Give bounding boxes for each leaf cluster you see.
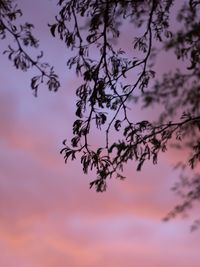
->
[0,0,60,96]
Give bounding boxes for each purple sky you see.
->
[0,1,200,266]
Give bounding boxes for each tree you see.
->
[1,0,200,225]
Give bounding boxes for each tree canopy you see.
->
[1,0,200,226]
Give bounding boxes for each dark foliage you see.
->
[55,0,200,225]
[55,0,173,191]
[1,0,200,226]
[0,0,60,96]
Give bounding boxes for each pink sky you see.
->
[0,1,200,266]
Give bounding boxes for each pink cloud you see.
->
[1,1,200,266]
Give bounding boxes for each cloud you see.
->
[1,2,200,266]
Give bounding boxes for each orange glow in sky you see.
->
[1,1,200,266]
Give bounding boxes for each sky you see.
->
[0,1,200,267]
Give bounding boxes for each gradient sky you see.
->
[1,1,200,267]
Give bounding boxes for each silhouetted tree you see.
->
[1,0,200,225]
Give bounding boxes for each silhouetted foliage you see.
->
[1,0,200,226]
[0,0,60,96]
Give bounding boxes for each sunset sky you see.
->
[1,1,200,266]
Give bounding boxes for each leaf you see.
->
[71,136,80,147]
[114,120,121,131]
[31,76,41,94]
[86,33,96,43]
[137,159,145,171]
[49,24,57,37]
[59,0,65,5]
